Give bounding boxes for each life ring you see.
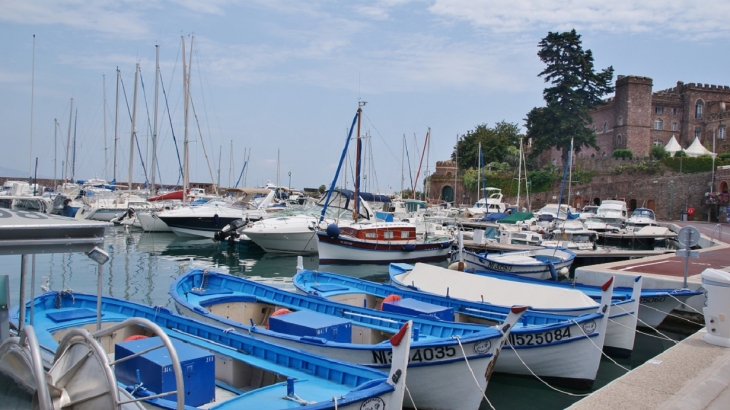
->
[687,207,695,216]
[266,308,292,329]
[123,334,148,342]
[380,294,402,310]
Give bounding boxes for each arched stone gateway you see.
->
[573,196,582,210]
[629,199,637,211]
[441,186,454,203]
[647,199,656,212]
[593,197,601,206]
[720,180,729,194]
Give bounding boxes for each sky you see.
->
[2,0,730,194]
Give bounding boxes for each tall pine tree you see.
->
[525,30,614,165]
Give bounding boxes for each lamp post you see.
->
[288,171,291,194]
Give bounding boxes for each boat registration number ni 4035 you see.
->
[508,327,572,347]
[371,346,457,364]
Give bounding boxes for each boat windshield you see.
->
[631,209,655,218]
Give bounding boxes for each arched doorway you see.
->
[720,180,728,193]
[441,186,454,203]
[593,197,601,206]
[574,196,582,210]
[647,199,656,212]
[629,199,637,211]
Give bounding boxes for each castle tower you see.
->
[614,75,653,157]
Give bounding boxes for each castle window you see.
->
[696,99,704,119]
[673,108,678,115]
[720,125,726,140]
[617,135,622,146]
[655,107,664,114]
[618,116,623,126]
[602,152,607,158]
[654,119,663,130]
[603,122,608,133]
[653,139,663,147]
[592,124,596,132]
[672,122,678,131]
[695,126,702,139]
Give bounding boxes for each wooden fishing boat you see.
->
[10,291,413,410]
[293,267,619,388]
[454,246,575,280]
[170,269,521,409]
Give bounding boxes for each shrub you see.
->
[674,151,687,158]
[650,145,669,159]
[719,152,730,161]
[612,149,633,159]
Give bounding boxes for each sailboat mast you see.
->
[567,137,574,208]
[29,34,35,178]
[150,45,160,197]
[477,142,481,203]
[128,63,139,193]
[72,109,77,181]
[103,74,108,181]
[65,98,73,181]
[182,36,190,204]
[400,134,405,195]
[516,137,522,210]
[53,118,58,190]
[353,103,364,220]
[425,127,431,200]
[113,68,120,182]
[454,134,458,206]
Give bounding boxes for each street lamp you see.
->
[288,171,291,194]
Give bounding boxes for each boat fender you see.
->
[123,334,148,342]
[380,294,402,310]
[559,267,569,277]
[448,261,465,271]
[326,224,340,238]
[267,308,292,329]
[403,244,416,251]
[214,213,220,226]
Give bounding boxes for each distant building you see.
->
[542,75,730,165]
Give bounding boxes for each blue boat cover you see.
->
[46,308,100,323]
[479,212,508,222]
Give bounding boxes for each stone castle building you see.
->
[543,75,730,165]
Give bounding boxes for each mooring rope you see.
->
[639,302,704,326]
[453,336,496,410]
[613,304,686,341]
[570,319,630,372]
[663,292,704,315]
[404,385,418,410]
[505,341,590,397]
[608,318,678,343]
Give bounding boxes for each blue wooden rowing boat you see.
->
[11,291,412,410]
[292,267,616,389]
[170,268,521,409]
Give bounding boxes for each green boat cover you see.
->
[497,212,534,224]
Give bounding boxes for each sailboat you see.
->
[315,104,453,264]
[466,143,509,218]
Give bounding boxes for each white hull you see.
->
[168,225,217,238]
[246,230,318,253]
[176,302,498,410]
[638,295,691,328]
[136,212,172,232]
[460,248,575,280]
[317,236,451,264]
[496,319,604,385]
[76,206,126,221]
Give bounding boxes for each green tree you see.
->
[318,185,326,194]
[525,29,614,165]
[650,145,668,159]
[451,121,521,171]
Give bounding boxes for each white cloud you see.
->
[428,0,730,39]
[0,0,154,39]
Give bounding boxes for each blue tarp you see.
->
[479,212,509,222]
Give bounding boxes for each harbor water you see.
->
[1,226,688,409]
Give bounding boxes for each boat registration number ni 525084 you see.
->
[508,327,571,347]
[371,346,457,364]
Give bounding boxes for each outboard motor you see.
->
[213,218,247,243]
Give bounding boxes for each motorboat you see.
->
[624,207,658,232]
[159,190,275,238]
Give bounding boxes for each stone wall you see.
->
[503,162,730,222]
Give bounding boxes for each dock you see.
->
[569,221,730,409]
[568,329,730,410]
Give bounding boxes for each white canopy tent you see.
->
[684,136,717,158]
[664,135,684,156]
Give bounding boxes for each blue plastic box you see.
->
[268,310,352,343]
[114,336,215,407]
[382,298,455,322]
